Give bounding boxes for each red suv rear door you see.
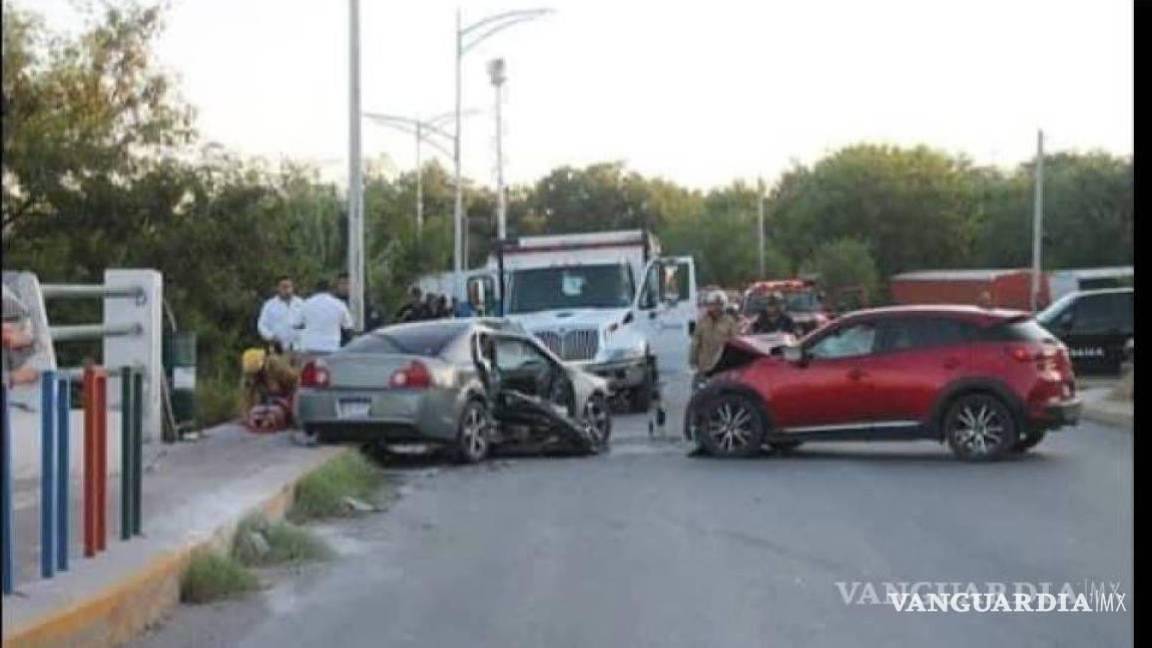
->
[865,317,979,427]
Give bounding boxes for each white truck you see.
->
[460,230,697,412]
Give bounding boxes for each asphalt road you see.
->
[133,374,1133,648]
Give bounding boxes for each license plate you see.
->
[337,399,372,419]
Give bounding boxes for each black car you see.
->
[1036,288,1133,375]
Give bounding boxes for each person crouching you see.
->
[241,348,298,433]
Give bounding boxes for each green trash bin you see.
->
[163,331,198,440]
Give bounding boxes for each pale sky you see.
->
[27,0,1134,189]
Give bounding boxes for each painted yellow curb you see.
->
[2,448,352,648]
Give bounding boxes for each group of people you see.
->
[394,286,469,322]
[690,290,796,384]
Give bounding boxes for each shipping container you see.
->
[889,269,1050,311]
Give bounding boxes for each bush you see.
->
[180,550,259,604]
[233,516,333,567]
[289,452,385,522]
[197,371,241,428]
[802,238,881,310]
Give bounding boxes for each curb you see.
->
[1,446,354,648]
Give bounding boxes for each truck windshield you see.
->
[743,291,822,315]
[508,264,635,313]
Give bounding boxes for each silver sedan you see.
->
[294,318,612,462]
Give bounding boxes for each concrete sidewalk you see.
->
[2,423,349,648]
[1079,387,1133,429]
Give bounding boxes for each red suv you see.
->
[686,306,1082,461]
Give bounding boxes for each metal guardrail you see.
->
[50,323,143,343]
[40,284,145,301]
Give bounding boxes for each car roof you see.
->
[833,305,1031,326]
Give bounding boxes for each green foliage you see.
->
[289,452,384,522]
[232,516,333,567]
[180,550,259,604]
[800,238,881,309]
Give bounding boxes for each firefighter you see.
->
[750,292,797,335]
[689,290,740,389]
[240,348,299,433]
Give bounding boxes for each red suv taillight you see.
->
[389,360,432,389]
[300,360,330,388]
[1008,344,1061,371]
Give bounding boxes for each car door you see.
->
[636,257,697,375]
[769,320,880,431]
[866,317,977,429]
[1059,293,1131,374]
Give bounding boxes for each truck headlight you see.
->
[605,346,645,363]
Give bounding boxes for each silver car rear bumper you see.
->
[294,386,463,443]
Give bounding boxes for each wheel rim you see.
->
[952,400,1006,455]
[706,400,755,453]
[583,398,610,443]
[461,406,489,459]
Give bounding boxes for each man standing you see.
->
[299,279,354,357]
[750,292,797,335]
[257,276,304,354]
[689,291,740,387]
[395,287,427,323]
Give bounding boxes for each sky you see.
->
[26,0,1134,190]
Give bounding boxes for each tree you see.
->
[801,238,880,310]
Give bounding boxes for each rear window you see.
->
[980,319,1056,343]
[342,322,469,357]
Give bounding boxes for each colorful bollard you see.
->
[56,376,70,572]
[40,371,57,579]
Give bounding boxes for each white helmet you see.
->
[706,290,728,306]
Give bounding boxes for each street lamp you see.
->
[363,111,473,236]
[453,7,553,298]
[347,0,365,331]
[487,58,508,241]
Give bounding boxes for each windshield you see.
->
[1036,293,1076,326]
[508,264,635,313]
[743,291,822,316]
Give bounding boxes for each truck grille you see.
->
[533,329,599,362]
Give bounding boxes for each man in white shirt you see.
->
[299,279,354,355]
[257,276,304,353]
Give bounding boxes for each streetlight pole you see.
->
[454,7,553,298]
[757,177,766,278]
[347,0,365,331]
[488,58,507,241]
[1031,129,1045,311]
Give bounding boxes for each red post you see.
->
[83,368,96,558]
[94,369,108,553]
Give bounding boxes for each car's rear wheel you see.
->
[454,401,492,464]
[695,393,766,458]
[944,394,1018,461]
[1012,429,1046,453]
[581,393,612,454]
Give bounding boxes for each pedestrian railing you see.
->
[1,366,145,595]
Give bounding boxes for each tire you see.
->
[580,393,612,454]
[453,400,492,464]
[629,360,655,413]
[1012,429,1046,453]
[695,392,766,458]
[943,393,1019,461]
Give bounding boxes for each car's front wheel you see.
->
[695,393,766,458]
[581,393,612,454]
[944,394,1019,461]
[454,401,493,464]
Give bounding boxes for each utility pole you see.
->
[347,0,365,331]
[415,122,423,237]
[757,177,766,278]
[489,58,508,240]
[1031,130,1044,311]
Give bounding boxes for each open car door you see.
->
[473,332,599,453]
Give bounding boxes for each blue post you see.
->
[2,385,14,594]
[40,371,57,579]
[56,377,70,572]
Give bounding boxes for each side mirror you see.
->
[782,344,805,365]
[467,276,493,313]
